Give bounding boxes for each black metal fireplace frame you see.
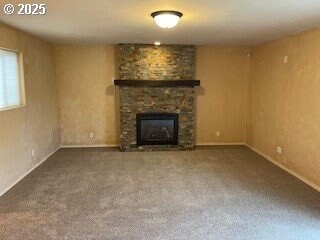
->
[136,113,179,146]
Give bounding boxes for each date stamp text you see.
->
[4,3,46,15]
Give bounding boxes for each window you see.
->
[0,48,25,110]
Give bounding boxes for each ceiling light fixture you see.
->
[151,11,183,29]
[154,41,161,46]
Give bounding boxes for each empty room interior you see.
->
[1,0,320,239]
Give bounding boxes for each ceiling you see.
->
[1,0,320,46]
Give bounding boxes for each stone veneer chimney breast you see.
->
[119,44,195,80]
[116,44,198,151]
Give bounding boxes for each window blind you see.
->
[0,49,21,109]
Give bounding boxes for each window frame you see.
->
[0,47,26,112]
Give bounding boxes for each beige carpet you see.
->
[0,146,319,240]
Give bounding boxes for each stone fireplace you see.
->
[115,44,199,151]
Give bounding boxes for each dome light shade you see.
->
[151,11,183,29]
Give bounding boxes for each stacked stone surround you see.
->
[119,86,195,151]
[118,44,195,80]
[117,44,197,151]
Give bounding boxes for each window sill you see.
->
[0,104,26,112]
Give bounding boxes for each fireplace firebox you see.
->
[136,113,178,146]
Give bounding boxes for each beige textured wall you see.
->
[246,28,320,187]
[0,23,60,193]
[195,47,250,144]
[55,45,251,146]
[54,45,117,146]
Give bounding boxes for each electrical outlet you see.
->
[276,146,282,154]
[216,131,221,137]
[89,132,94,138]
[31,149,35,157]
[284,56,288,63]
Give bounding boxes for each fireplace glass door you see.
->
[136,113,178,146]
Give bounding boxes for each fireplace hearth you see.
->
[137,113,178,146]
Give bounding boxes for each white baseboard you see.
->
[245,144,320,192]
[196,142,245,146]
[0,146,60,197]
[60,144,119,148]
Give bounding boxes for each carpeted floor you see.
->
[0,146,319,240]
